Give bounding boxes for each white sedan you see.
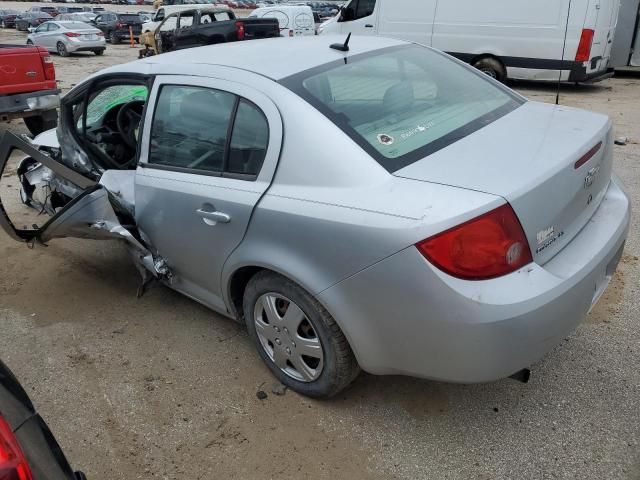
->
[27,20,106,57]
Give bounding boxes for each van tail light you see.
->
[235,21,245,40]
[39,48,56,81]
[63,31,81,37]
[0,415,33,480]
[416,204,533,280]
[575,28,595,62]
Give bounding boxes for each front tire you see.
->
[26,40,33,45]
[243,271,360,398]
[472,57,507,83]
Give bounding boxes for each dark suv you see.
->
[93,12,143,44]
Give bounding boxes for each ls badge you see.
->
[584,165,600,189]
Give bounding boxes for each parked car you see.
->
[140,7,279,54]
[15,12,54,32]
[57,12,98,22]
[0,359,86,480]
[0,9,19,28]
[0,44,59,135]
[27,21,106,56]
[56,5,85,14]
[29,5,59,17]
[0,36,630,398]
[321,0,620,83]
[248,5,315,37]
[93,12,143,43]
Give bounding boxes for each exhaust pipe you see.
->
[509,368,531,384]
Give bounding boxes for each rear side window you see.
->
[228,100,269,176]
[214,11,232,21]
[119,14,141,23]
[282,45,523,173]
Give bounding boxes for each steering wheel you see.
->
[116,100,145,149]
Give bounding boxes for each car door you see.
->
[94,14,108,33]
[172,11,197,49]
[45,22,62,50]
[134,75,283,312]
[32,23,49,47]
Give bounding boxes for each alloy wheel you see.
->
[57,42,67,56]
[253,293,324,382]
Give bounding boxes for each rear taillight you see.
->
[39,49,55,81]
[96,32,104,37]
[235,21,245,40]
[416,204,533,280]
[116,21,124,29]
[63,31,81,37]
[0,415,33,480]
[575,28,595,62]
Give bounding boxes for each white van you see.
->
[320,0,620,82]
[248,5,315,37]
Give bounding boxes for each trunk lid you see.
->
[0,46,49,96]
[394,101,613,265]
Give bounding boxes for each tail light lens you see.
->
[575,28,595,62]
[235,21,245,40]
[63,31,81,37]
[96,32,104,37]
[416,204,533,280]
[39,48,56,81]
[116,21,124,29]
[0,415,33,480]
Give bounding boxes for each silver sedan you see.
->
[0,36,630,398]
[26,20,106,56]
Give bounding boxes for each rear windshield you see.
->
[281,45,523,172]
[64,21,94,29]
[118,14,142,22]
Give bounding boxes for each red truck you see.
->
[0,45,60,135]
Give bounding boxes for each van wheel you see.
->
[243,271,360,398]
[473,57,507,83]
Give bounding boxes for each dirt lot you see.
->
[1,6,640,479]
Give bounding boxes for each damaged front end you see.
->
[0,131,170,297]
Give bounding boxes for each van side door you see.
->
[336,0,378,35]
[377,0,437,46]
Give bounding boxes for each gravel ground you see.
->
[1,7,639,479]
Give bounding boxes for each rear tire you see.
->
[472,57,507,83]
[23,110,58,136]
[94,48,104,55]
[56,41,69,57]
[26,40,33,45]
[243,271,360,398]
[109,31,120,44]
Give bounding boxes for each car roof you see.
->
[137,35,407,80]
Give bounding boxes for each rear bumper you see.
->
[569,65,615,83]
[319,176,630,382]
[66,39,106,52]
[0,89,60,121]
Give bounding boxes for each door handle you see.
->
[365,24,374,28]
[196,208,231,225]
